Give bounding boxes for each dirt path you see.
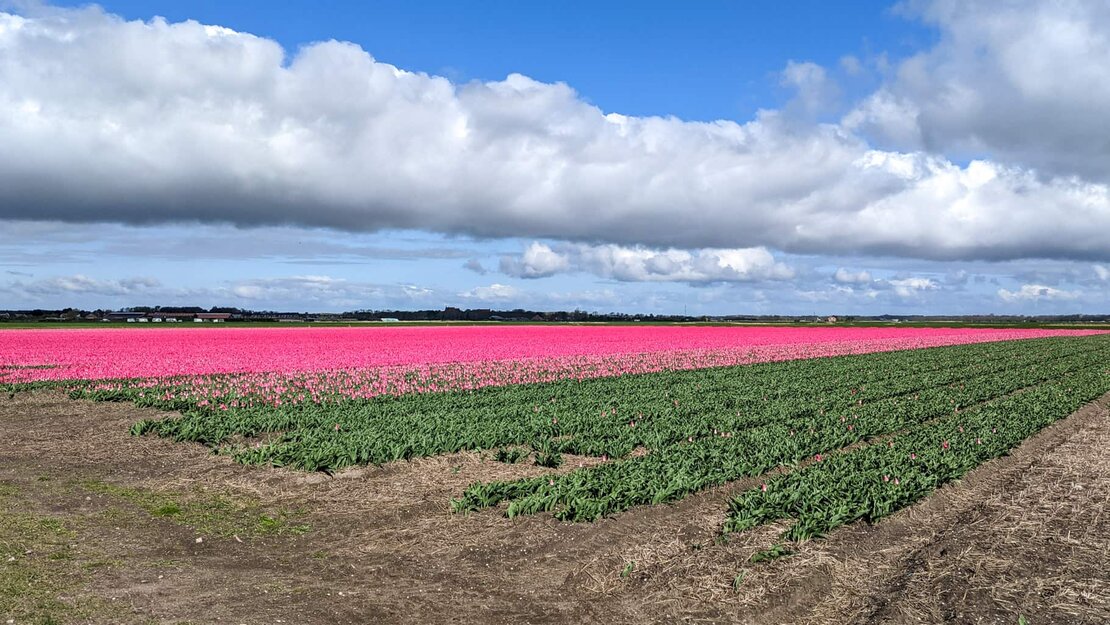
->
[1,390,1108,624]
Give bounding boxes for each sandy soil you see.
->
[1,390,1107,624]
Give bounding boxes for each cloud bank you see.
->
[499,242,795,283]
[0,2,1107,263]
[997,284,1080,303]
[846,0,1110,182]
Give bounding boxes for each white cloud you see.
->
[498,242,570,278]
[886,277,938,298]
[220,275,435,309]
[0,5,1106,262]
[500,242,795,283]
[1095,265,1109,281]
[780,60,839,116]
[846,0,1110,182]
[231,285,264,299]
[834,268,872,284]
[399,284,434,299]
[459,283,520,302]
[5,274,160,297]
[998,284,1080,303]
[796,285,858,303]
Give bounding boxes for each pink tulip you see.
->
[4,327,1102,411]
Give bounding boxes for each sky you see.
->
[0,0,1107,315]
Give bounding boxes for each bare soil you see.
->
[1,390,1108,624]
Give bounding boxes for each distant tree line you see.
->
[1,306,1108,324]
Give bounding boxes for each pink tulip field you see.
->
[1,324,1102,387]
[0,325,1103,412]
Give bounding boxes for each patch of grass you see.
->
[0,495,78,621]
[153,503,182,517]
[80,558,121,571]
[0,481,18,499]
[37,517,69,535]
[257,510,311,536]
[80,480,310,538]
[48,546,75,561]
[0,483,133,624]
[95,506,129,524]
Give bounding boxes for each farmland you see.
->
[2,325,1109,624]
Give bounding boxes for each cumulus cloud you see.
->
[498,243,570,278]
[885,277,938,299]
[846,0,1110,181]
[1095,265,1110,281]
[997,284,1080,303]
[500,242,795,283]
[0,4,1107,262]
[833,268,872,284]
[459,284,520,302]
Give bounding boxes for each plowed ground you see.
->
[2,391,1107,624]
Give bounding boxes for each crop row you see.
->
[451,337,1110,520]
[116,336,1097,472]
[724,363,1110,543]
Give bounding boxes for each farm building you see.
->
[106,311,146,322]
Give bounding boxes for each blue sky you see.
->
[1,1,1107,314]
[47,0,932,121]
